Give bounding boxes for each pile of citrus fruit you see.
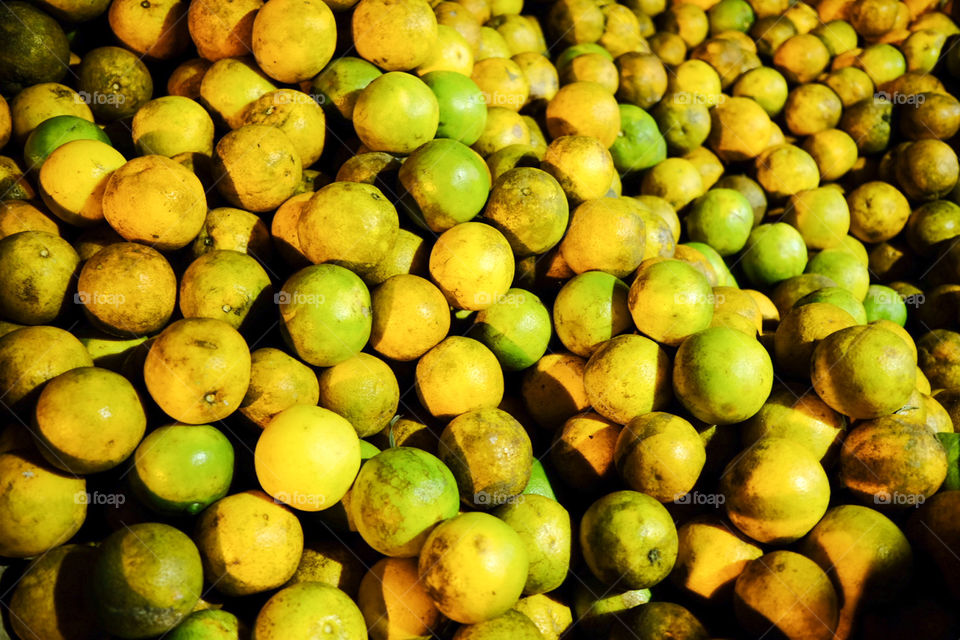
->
[1,0,960,635]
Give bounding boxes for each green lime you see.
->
[493,494,571,595]
[471,287,552,371]
[522,458,557,500]
[708,0,755,33]
[610,104,667,174]
[168,609,243,640]
[279,264,372,367]
[740,222,808,288]
[310,56,382,120]
[398,138,491,232]
[349,446,460,557]
[130,424,235,516]
[555,43,613,73]
[24,115,111,171]
[805,248,870,300]
[685,188,754,256]
[422,70,488,145]
[684,241,737,287]
[795,286,868,324]
[862,284,908,326]
[652,98,711,156]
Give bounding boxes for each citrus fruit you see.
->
[0,230,78,325]
[92,523,202,638]
[553,270,631,357]
[614,411,706,502]
[439,406,532,506]
[198,57,276,128]
[298,181,398,271]
[239,347,319,428]
[369,274,450,361]
[610,103,667,173]
[350,447,459,556]
[733,551,838,640]
[583,333,673,424]
[76,46,153,121]
[399,138,491,232]
[253,582,366,640]
[483,167,568,257]
[471,288,551,371]
[358,557,444,640]
[493,494,571,595]
[167,610,243,640]
[610,602,708,640]
[195,491,303,596]
[422,70,488,144]
[9,544,99,640]
[108,0,189,60]
[0,450,86,557]
[721,437,831,544]
[740,382,845,462]
[810,324,916,419]
[628,259,714,346]
[549,411,620,489]
[179,250,272,331]
[670,517,763,602]
[559,197,646,278]
[38,139,126,227]
[130,421,232,517]
[252,0,336,83]
[318,352,399,437]
[187,0,262,61]
[801,505,914,640]
[352,0,439,71]
[278,264,372,367]
[428,221,514,310]
[212,124,301,213]
[580,490,678,589]
[34,366,146,474]
[640,157,704,210]
[143,318,251,424]
[0,325,93,411]
[794,286,867,324]
[255,404,360,511]
[673,326,773,425]
[353,72,440,154]
[419,511,529,623]
[839,415,947,505]
[685,188,754,256]
[541,134,616,203]
[78,241,177,336]
[240,89,327,168]
[23,114,111,170]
